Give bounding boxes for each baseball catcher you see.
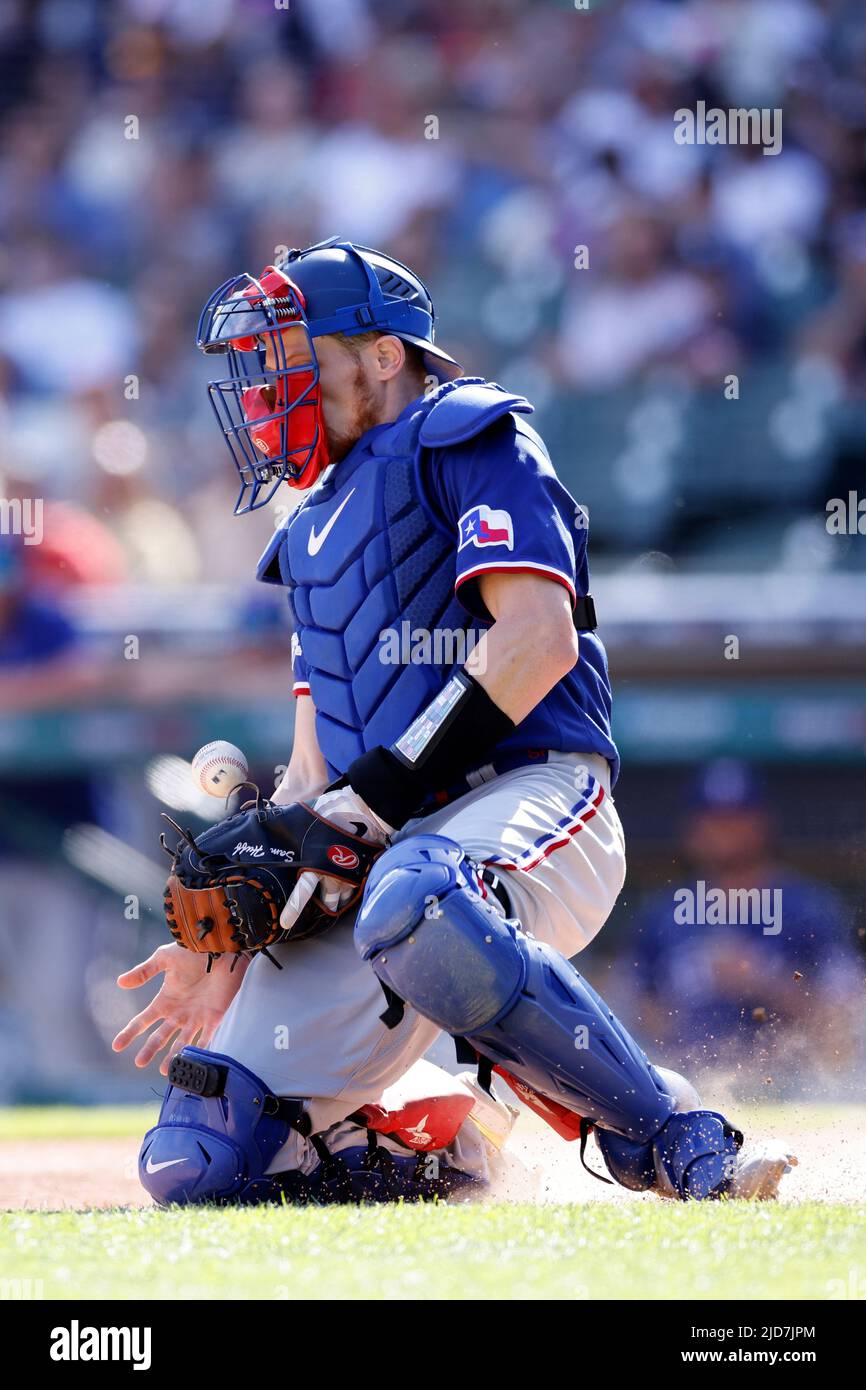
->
[114,238,796,1205]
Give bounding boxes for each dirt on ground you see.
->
[496,1105,866,1206]
[1,1105,862,1212]
[0,1138,146,1211]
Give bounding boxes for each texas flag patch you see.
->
[458,505,514,551]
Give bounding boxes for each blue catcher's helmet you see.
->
[197,236,460,513]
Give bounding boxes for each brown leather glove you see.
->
[161,798,383,963]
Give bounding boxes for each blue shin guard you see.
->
[596,1112,741,1198]
[140,1046,480,1206]
[139,1047,310,1206]
[356,836,740,1200]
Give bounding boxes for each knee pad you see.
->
[596,1110,743,1200]
[356,834,523,1034]
[139,1047,305,1206]
[357,835,673,1142]
[140,1045,483,1208]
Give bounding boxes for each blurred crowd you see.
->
[1,0,866,582]
[0,0,864,1100]
[608,760,863,1097]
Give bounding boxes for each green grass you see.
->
[1,1203,863,1301]
[1,1104,863,1300]
[0,1106,157,1141]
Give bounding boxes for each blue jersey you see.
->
[625,873,856,1042]
[424,414,618,781]
[260,379,619,785]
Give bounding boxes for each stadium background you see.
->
[0,0,863,1105]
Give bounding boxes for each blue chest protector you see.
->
[257,378,532,780]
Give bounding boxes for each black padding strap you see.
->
[168,1053,226,1098]
[479,866,511,917]
[342,670,515,829]
[309,1131,347,1186]
[573,594,597,631]
[477,1056,494,1095]
[265,1094,312,1137]
[451,1039,493,1094]
[725,1122,744,1150]
[579,1117,615,1186]
[167,1053,312,1137]
[377,980,405,1030]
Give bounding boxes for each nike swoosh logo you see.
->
[308,488,356,556]
[145,1155,186,1174]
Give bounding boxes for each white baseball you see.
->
[191,741,249,797]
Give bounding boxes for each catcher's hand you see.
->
[113,943,245,1075]
[161,797,383,961]
[280,786,392,932]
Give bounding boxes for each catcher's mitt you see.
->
[161,796,383,965]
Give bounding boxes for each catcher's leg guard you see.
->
[140,1046,482,1207]
[356,836,741,1200]
[139,1047,310,1206]
[595,1112,741,1199]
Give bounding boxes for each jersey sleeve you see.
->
[429,417,585,621]
[290,630,310,696]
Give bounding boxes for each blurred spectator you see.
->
[556,207,716,387]
[0,537,107,1095]
[615,759,861,1087]
[0,0,863,564]
[0,237,137,394]
[0,533,107,704]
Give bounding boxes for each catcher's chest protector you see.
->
[260,379,527,778]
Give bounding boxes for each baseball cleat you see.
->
[650,1137,798,1201]
[726,1142,798,1201]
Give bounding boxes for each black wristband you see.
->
[344,671,516,828]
